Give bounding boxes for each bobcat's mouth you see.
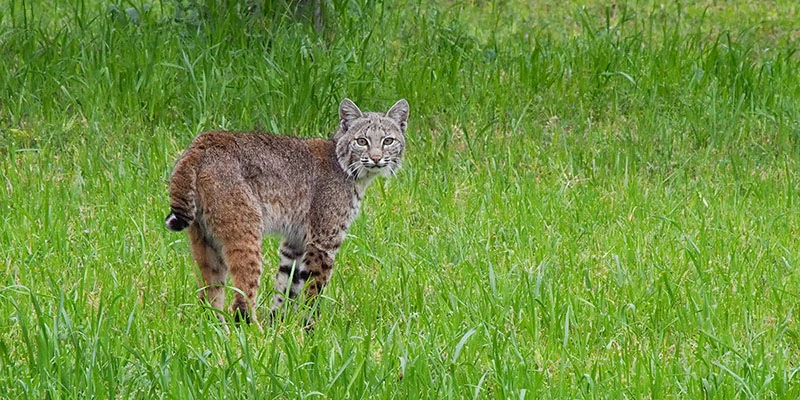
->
[350,158,398,179]
[362,160,388,169]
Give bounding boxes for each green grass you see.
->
[2,0,800,397]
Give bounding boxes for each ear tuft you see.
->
[386,99,409,132]
[339,98,363,131]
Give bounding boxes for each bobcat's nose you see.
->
[370,155,382,164]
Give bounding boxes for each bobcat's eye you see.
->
[382,138,395,146]
[356,138,368,146]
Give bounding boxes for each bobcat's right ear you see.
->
[339,98,363,132]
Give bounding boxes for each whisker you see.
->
[351,161,365,179]
[386,160,398,177]
[346,160,361,177]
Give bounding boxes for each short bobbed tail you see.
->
[165,147,203,231]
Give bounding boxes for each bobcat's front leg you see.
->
[302,243,336,299]
[270,239,305,321]
[297,241,338,328]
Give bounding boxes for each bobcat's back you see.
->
[166,131,344,235]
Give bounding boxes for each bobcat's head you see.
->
[334,98,409,180]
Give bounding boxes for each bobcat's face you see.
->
[335,99,409,179]
[348,116,405,177]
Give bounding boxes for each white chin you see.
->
[360,167,386,178]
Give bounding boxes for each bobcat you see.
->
[165,98,409,326]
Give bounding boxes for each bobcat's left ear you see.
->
[386,99,409,133]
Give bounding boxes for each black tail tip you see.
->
[165,212,190,231]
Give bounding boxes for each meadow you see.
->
[1,0,799,397]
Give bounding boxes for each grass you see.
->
[1,0,800,397]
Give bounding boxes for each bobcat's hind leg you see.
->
[210,213,264,327]
[219,232,263,327]
[188,225,227,324]
[197,169,264,328]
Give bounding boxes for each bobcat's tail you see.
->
[165,149,202,232]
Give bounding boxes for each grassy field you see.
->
[2,0,800,397]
